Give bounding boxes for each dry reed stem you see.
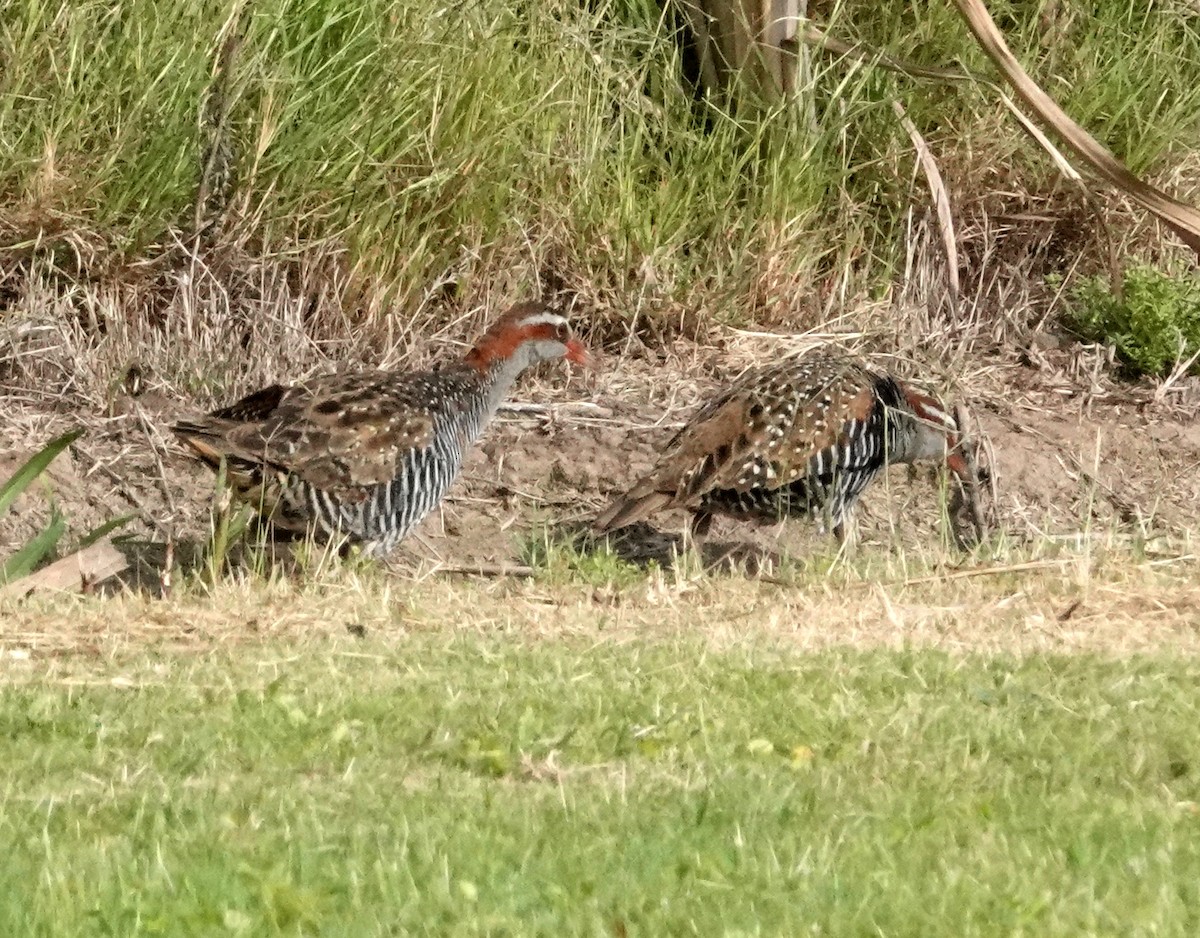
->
[801,14,1195,261]
[797,20,1069,173]
[995,91,1082,183]
[892,99,960,316]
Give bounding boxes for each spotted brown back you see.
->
[662,355,890,499]
[594,351,948,536]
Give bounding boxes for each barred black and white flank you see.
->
[594,351,967,542]
[173,302,590,556]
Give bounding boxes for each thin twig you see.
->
[433,563,536,578]
[996,91,1081,182]
[1054,454,1144,529]
[1154,341,1200,403]
[135,405,179,519]
[74,443,172,541]
[498,401,614,418]
[893,558,1072,587]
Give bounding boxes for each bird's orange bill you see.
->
[565,339,592,368]
[947,451,970,478]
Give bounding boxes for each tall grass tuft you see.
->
[2,0,1200,382]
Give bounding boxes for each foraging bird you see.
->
[594,350,968,543]
[173,301,590,556]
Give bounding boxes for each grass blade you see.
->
[0,511,67,583]
[0,428,84,518]
[77,514,137,550]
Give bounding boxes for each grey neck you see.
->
[457,344,542,444]
[889,412,921,464]
[888,407,947,465]
[483,345,539,411]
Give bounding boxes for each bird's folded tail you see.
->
[172,419,229,466]
[172,418,288,519]
[592,489,674,534]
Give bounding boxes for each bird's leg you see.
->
[690,509,743,574]
[831,508,857,555]
[817,491,841,542]
[690,509,714,540]
[683,509,714,570]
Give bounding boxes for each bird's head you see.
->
[465,301,591,372]
[901,387,970,479]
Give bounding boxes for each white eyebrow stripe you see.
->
[515,312,570,329]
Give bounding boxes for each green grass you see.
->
[519,524,660,588]
[4,635,1200,935]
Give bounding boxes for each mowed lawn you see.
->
[2,579,1200,936]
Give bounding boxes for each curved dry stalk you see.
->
[892,99,960,316]
[952,0,1200,259]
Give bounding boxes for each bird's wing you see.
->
[594,359,880,533]
[173,369,455,501]
[594,392,760,532]
[754,379,880,488]
[661,363,880,497]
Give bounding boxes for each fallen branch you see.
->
[0,539,128,599]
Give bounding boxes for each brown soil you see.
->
[3,339,1199,589]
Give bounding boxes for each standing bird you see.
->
[594,350,968,543]
[173,301,590,556]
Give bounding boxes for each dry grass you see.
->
[4,0,1200,414]
[4,314,1200,621]
[3,536,1200,671]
